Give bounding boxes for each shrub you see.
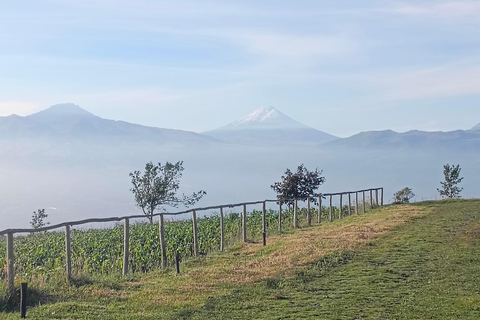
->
[393,187,415,204]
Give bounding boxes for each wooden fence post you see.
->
[375,189,379,207]
[123,218,129,276]
[262,202,266,246]
[370,189,373,208]
[318,195,322,224]
[159,215,167,268]
[307,197,311,226]
[65,225,71,280]
[192,210,199,257]
[329,195,333,222]
[242,204,247,242]
[220,207,224,251]
[7,232,14,295]
[175,251,180,274]
[348,193,351,216]
[339,194,343,219]
[363,191,366,213]
[355,192,359,215]
[293,199,298,228]
[20,282,27,318]
[278,201,282,233]
[381,188,384,206]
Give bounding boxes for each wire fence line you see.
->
[1,187,383,294]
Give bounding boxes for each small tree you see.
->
[129,161,206,222]
[31,208,49,229]
[392,187,415,204]
[271,164,325,207]
[437,163,464,199]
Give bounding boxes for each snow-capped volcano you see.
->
[203,106,338,145]
[228,105,304,129]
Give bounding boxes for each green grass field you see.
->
[1,199,479,319]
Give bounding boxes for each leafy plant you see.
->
[271,164,325,207]
[129,161,206,222]
[30,209,49,229]
[437,164,464,199]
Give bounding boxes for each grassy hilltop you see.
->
[1,199,480,319]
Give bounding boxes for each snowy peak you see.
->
[203,106,338,145]
[227,106,305,129]
[231,106,285,124]
[471,123,480,131]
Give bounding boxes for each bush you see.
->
[393,187,415,204]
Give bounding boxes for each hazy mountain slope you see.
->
[471,123,480,131]
[0,103,225,164]
[325,129,480,152]
[203,106,338,145]
[0,103,220,144]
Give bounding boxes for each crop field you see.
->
[0,206,350,281]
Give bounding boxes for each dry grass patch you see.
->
[218,205,426,282]
[126,204,428,309]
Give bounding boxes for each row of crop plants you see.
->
[0,205,360,281]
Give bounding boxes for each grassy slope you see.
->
[1,199,480,319]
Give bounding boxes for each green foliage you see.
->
[393,187,415,204]
[271,164,325,207]
[438,163,464,199]
[30,209,49,229]
[0,207,307,279]
[129,161,206,222]
[14,232,65,278]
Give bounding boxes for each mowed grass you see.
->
[1,199,480,319]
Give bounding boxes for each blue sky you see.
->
[1,0,479,137]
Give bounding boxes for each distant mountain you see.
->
[203,106,338,145]
[2,103,480,230]
[0,103,218,145]
[325,129,480,152]
[471,123,480,131]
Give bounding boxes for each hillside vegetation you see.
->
[1,200,480,319]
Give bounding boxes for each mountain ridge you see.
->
[0,103,219,145]
[325,128,480,152]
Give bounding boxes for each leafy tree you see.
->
[130,161,206,222]
[271,164,325,207]
[392,187,415,204]
[31,208,49,229]
[437,163,464,199]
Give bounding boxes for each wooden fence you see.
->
[0,187,383,294]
